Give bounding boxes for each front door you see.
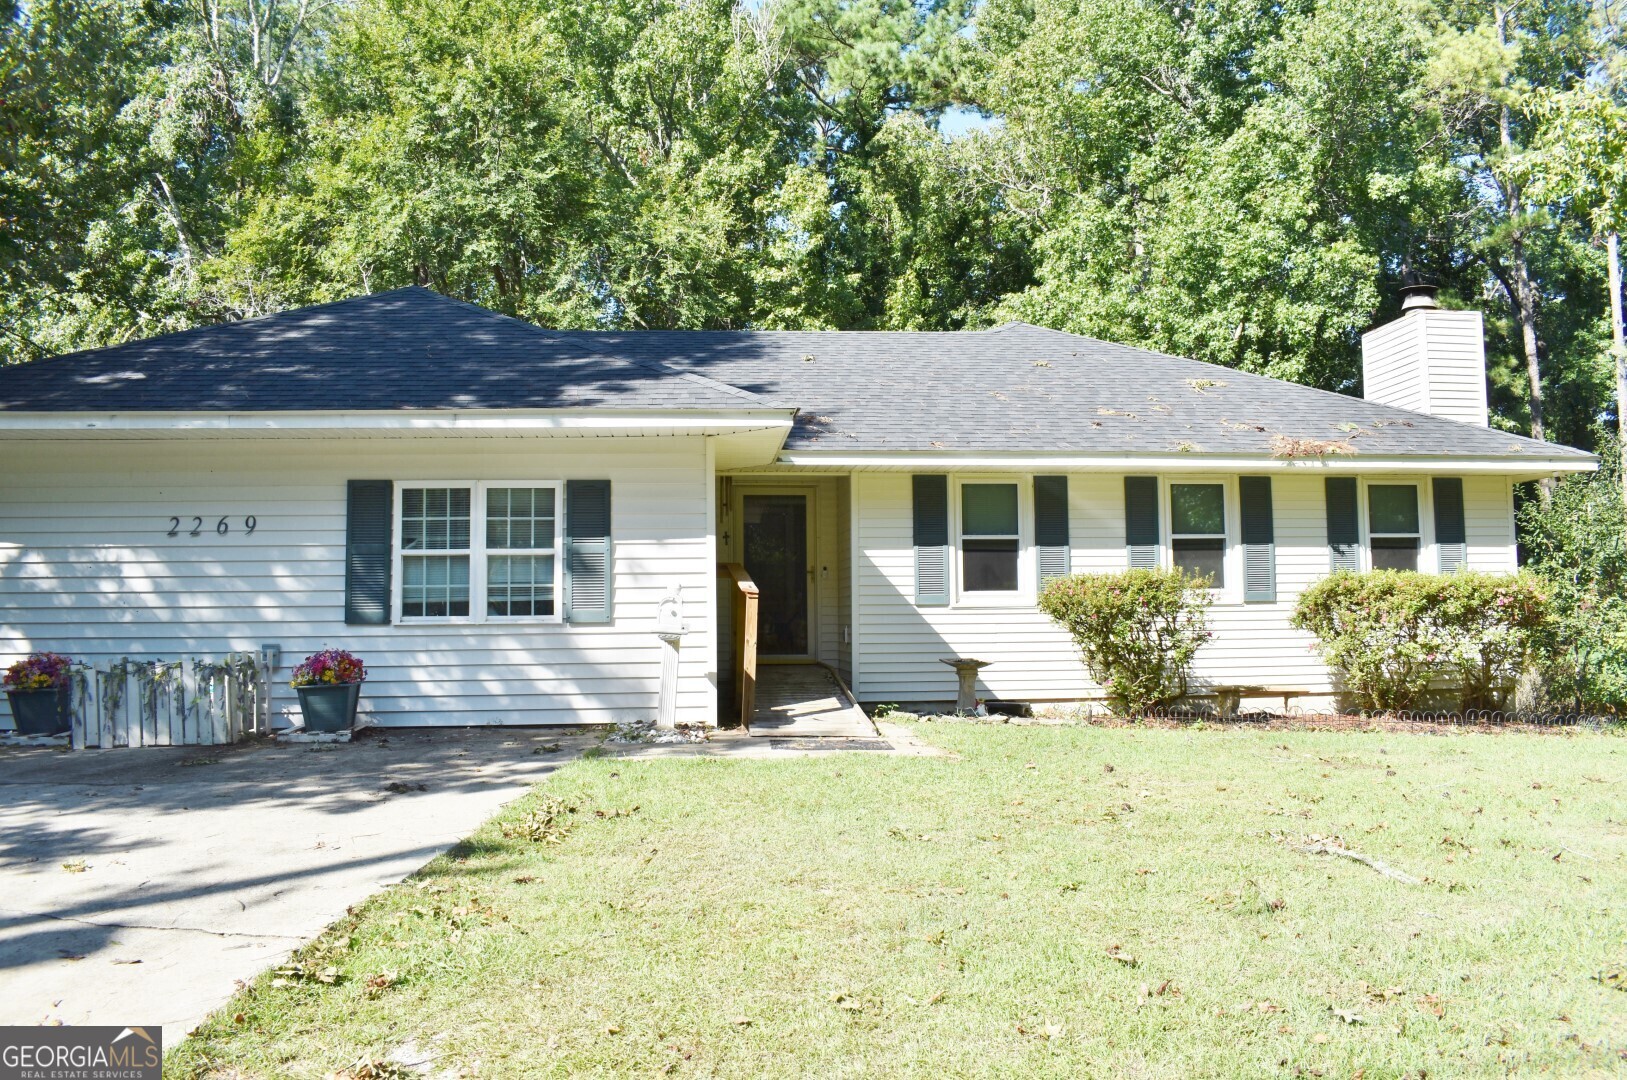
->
[742,493,810,657]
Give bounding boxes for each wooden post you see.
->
[740,589,758,726]
[720,563,760,727]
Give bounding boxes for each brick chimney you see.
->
[1361,284,1489,427]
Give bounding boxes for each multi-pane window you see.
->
[485,487,557,618]
[1368,484,1420,571]
[397,483,560,621]
[1170,483,1226,587]
[961,483,1020,592]
[400,487,471,617]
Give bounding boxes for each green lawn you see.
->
[169,724,1627,1078]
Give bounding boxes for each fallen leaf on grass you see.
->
[1105,945,1137,967]
[603,1025,622,1036]
[1310,1033,1330,1044]
[1332,1008,1365,1025]
[731,1016,753,1027]
[1595,968,1626,992]
[363,971,397,998]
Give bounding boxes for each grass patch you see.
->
[169,725,1627,1078]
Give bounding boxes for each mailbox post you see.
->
[656,585,688,729]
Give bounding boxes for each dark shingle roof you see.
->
[547,323,1589,460]
[0,287,778,413]
[0,287,1590,461]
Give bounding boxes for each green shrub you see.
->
[1038,568,1212,715]
[1291,570,1551,712]
[1517,437,1627,713]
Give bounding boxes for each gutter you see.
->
[774,450,1597,477]
[0,408,798,436]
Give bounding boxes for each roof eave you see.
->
[0,407,799,438]
[774,449,1597,479]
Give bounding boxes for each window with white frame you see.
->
[484,486,559,617]
[397,483,561,621]
[400,487,472,617]
[1367,483,1420,571]
[1170,482,1226,587]
[960,482,1020,593]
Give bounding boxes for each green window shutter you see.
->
[1124,476,1160,569]
[1239,475,1276,602]
[345,480,393,625]
[913,475,950,606]
[1325,477,1361,571]
[564,480,612,623]
[1034,475,1071,587]
[1433,477,1467,574]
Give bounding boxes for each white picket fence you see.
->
[67,652,273,749]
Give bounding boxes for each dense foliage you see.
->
[1519,437,1627,712]
[1291,570,1551,712]
[1038,568,1212,714]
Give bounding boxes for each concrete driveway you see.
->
[0,728,599,1045]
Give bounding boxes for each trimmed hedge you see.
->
[1291,570,1551,712]
[1038,568,1213,715]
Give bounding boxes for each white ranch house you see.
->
[0,286,1595,730]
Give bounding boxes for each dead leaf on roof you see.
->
[1270,435,1357,459]
[991,391,1010,401]
[1371,418,1415,428]
[1220,418,1267,432]
[1098,407,1141,420]
[1033,359,1051,367]
[1187,378,1228,393]
[1172,441,1199,453]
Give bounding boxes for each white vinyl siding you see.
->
[0,436,717,728]
[1361,309,1489,427]
[851,470,1520,709]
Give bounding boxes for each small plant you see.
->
[290,648,366,687]
[1291,570,1551,711]
[1038,569,1213,715]
[3,651,72,691]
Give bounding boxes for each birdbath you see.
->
[939,658,991,715]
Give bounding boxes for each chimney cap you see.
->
[1400,282,1439,312]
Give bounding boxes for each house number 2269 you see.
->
[166,516,258,537]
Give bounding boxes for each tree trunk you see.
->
[1494,4,1547,448]
[1610,230,1626,515]
[1507,234,1547,444]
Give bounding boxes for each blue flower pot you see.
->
[6,686,71,736]
[295,682,362,733]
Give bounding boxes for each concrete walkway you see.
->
[0,728,598,1045]
[747,664,877,738]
